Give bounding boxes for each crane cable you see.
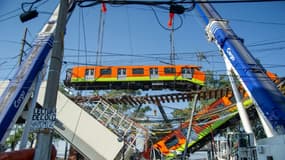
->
[96,4,107,66]
[169,17,176,65]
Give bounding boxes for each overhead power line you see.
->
[63,38,285,58]
[229,18,285,26]
[0,8,21,19]
[0,14,20,23]
[77,0,285,6]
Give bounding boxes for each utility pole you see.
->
[33,0,68,159]
[19,27,28,65]
[182,93,198,160]
[19,72,42,149]
[19,27,40,150]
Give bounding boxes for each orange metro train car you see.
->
[64,65,206,91]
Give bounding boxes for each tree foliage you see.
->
[102,89,151,118]
[171,106,191,119]
[4,125,36,151]
[205,70,230,89]
[171,70,230,119]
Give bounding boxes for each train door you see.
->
[150,68,158,79]
[85,68,94,80]
[182,67,193,79]
[118,68,126,80]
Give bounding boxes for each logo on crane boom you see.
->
[13,90,26,108]
[226,48,235,61]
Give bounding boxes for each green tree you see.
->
[171,106,191,119]
[132,105,152,118]
[205,70,230,89]
[5,125,23,151]
[4,125,36,151]
[102,89,152,117]
[171,70,230,120]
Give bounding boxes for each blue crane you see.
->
[196,3,285,135]
[0,1,75,144]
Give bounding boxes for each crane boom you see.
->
[196,3,285,135]
[0,1,75,144]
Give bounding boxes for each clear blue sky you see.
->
[0,0,285,82]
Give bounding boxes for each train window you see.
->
[118,68,126,75]
[132,68,144,74]
[100,68,112,75]
[118,68,126,79]
[164,67,176,74]
[196,117,211,124]
[182,68,192,74]
[182,67,193,78]
[181,67,194,75]
[85,69,94,80]
[150,68,158,75]
[165,135,179,149]
[85,69,94,75]
[150,68,159,79]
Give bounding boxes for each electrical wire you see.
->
[151,6,183,31]
[0,14,21,23]
[0,8,21,19]
[96,6,106,66]
[77,0,285,6]
[77,8,82,67]
[63,47,283,63]
[78,0,285,33]
[185,0,196,11]
[88,2,186,33]
[80,8,89,66]
[77,1,98,8]
[0,40,22,45]
[62,35,285,72]
[228,18,285,26]
[21,0,43,12]
[1,1,283,77]
[33,0,49,9]
[126,6,135,65]
[247,40,285,47]
[2,62,18,80]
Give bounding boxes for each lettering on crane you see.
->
[13,90,26,108]
[226,48,235,61]
[31,108,56,131]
